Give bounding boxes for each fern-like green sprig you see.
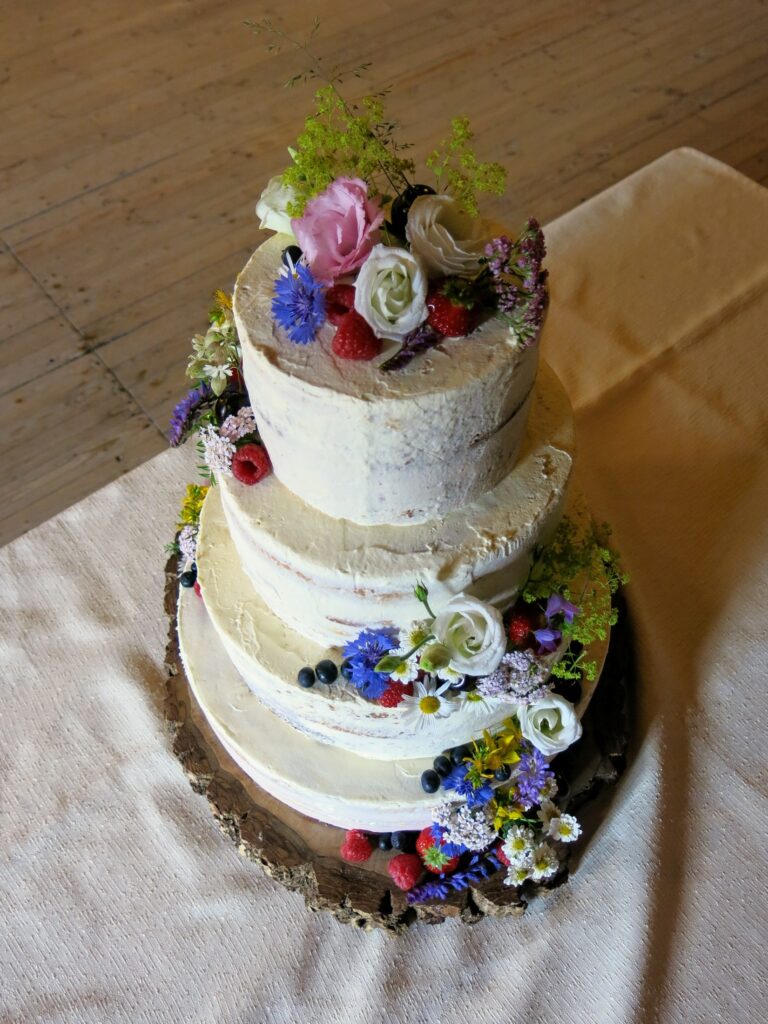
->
[426,117,506,216]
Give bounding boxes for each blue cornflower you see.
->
[444,764,494,809]
[168,383,213,447]
[342,628,398,700]
[430,824,467,859]
[271,263,326,345]
[514,743,555,809]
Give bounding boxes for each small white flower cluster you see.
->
[199,424,235,477]
[220,406,257,442]
[433,802,497,853]
[476,650,551,702]
[501,804,581,888]
[178,524,198,563]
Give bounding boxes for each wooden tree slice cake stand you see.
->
[162,557,632,934]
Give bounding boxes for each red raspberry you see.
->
[339,829,373,863]
[331,311,383,361]
[231,443,271,486]
[507,604,538,647]
[377,681,413,707]
[387,853,423,891]
[193,581,202,599]
[325,284,356,326]
[426,287,478,338]
[415,826,460,874]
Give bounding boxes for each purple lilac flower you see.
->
[168,383,213,447]
[546,593,580,624]
[379,323,442,373]
[444,764,494,808]
[514,743,556,810]
[476,651,551,704]
[271,263,326,345]
[406,852,502,905]
[342,628,398,700]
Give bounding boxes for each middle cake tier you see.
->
[217,360,574,648]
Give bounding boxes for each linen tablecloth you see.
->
[3,148,767,1023]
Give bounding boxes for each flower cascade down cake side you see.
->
[166,54,628,906]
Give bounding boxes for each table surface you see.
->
[3,148,767,1024]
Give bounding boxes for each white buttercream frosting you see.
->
[217,362,574,646]
[234,233,540,525]
[177,582,607,831]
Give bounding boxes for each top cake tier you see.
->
[234,235,539,526]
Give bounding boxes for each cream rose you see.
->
[255,175,297,237]
[405,194,489,278]
[353,245,427,340]
[517,694,582,757]
[431,595,506,676]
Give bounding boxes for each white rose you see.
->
[431,595,506,676]
[353,245,427,340]
[517,694,582,757]
[255,175,297,237]
[405,194,489,278]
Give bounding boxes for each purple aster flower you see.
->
[271,263,326,345]
[533,626,561,654]
[342,628,398,700]
[514,743,555,810]
[545,593,580,625]
[168,383,213,447]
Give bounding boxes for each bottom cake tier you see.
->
[177,582,608,831]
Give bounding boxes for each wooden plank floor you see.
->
[2,0,767,545]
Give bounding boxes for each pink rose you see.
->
[291,178,384,282]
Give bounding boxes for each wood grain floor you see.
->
[2,0,767,545]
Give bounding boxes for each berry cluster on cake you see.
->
[167,73,626,905]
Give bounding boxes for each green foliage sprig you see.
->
[523,517,629,681]
[426,117,506,216]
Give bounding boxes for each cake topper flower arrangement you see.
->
[249,18,548,369]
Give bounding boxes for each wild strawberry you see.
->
[415,826,460,875]
[387,853,423,891]
[339,829,373,863]
[507,603,539,648]
[231,443,271,486]
[331,311,383,360]
[426,287,478,338]
[377,681,413,707]
[325,284,356,326]
[495,843,511,867]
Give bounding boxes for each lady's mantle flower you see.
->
[220,406,257,442]
[199,424,235,477]
[272,263,326,345]
[342,628,398,700]
[400,677,458,729]
[546,813,582,844]
[530,842,559,882]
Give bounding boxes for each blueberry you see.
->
[420,769,441,794]
[315,659,338,685]
[390,184,436,237]
[281,245,303,268]
[179,568,197,588]
[433,755,452,778]
[450,744,472,766]
[494,764,512,782]
[377,833,392,851]
[391,830,416,853]
[297,667,315,688]
[340,660,354,680]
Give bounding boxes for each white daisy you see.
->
[530,842,559,882]
[504,862,533,887]
[436,663,465,687]
[536,798,559,830]
[388,648,420,684]
[501,826,536,865]
[546,813,582,844]
[404,619,433,648]
[399,677,458,729]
